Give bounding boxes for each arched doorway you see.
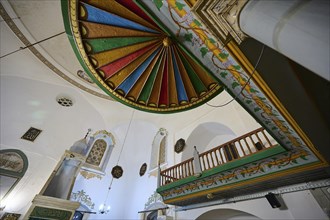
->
[196,208,261,220]
[182,122,236,161]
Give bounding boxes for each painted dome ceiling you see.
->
[62,0,223,113]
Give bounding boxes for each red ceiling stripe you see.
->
[115,0,159,28]
[100,43,158,80]
[158,52,169,106]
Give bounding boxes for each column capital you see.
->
[192,0,248,45]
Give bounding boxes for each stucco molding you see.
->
[192,0,248,45]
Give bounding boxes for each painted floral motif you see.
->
[144,191,163,209]
[160,149,310,200]
[71,190,95,209]
[148,0,320,161]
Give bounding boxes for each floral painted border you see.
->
[71,189,95,209]
[160,148,312,201]
[144,0,327,202]
[142,0,321,159]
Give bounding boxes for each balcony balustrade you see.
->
[160,127,277,186]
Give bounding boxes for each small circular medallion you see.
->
[111,165,123,179]
[174,138,186,153]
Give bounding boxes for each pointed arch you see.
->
[196,208,261,220]
[182,122,236,161]
[149,128,168,171]
[83,130,115,173]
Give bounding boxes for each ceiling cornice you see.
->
[0,2,114,101]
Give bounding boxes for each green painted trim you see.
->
[135,0,224,87]
[61,0,224,114]
[157,145,286,192]
[61,0,72,37]
[0,149,28,177]
[0,149,29,202]
[224,84,290,150]
[29,206,72,220]
[133,0,293,147]
[162,160,322,203]
[61,1,116,103]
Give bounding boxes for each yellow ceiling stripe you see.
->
[90,39,159,68]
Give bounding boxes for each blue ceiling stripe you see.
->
[117,47,161,94]
[171,48,188,102]
[82,3,159,34]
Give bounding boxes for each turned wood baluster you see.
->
[159,128,273,186]
[201,156,206,171]
[237,140,247,156]
[248,135,257,152]
[261,130,272,147]
[243,138,252,155]
[210,151,216,168]
[215,148,221,165]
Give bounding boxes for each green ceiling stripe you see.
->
[176,49,207,95]
[138,51,163,103]
[84,36,157,54]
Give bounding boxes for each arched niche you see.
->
[149,128,168,172]
[182,122,236,161]
[196,208,261,220]
[83,130,115,174]
[0,149,28,201]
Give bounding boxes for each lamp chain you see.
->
[100,110,135,213]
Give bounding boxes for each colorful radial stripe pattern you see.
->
[68,0,223,113]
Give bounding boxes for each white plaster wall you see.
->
[0,75,107,160]
[175,190,328,220]
[71,120,161,219]
[114,120,159,219]
[196,208,261,219]
[174,91,260,163]
[0,38,109,218]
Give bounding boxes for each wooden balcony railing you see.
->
[160,127,277,186]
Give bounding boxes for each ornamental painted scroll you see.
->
[0,213,21,220]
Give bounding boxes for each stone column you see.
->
[239,0,330,80]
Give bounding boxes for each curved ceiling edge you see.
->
[62,0,223,113]
[0,2,114,101]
